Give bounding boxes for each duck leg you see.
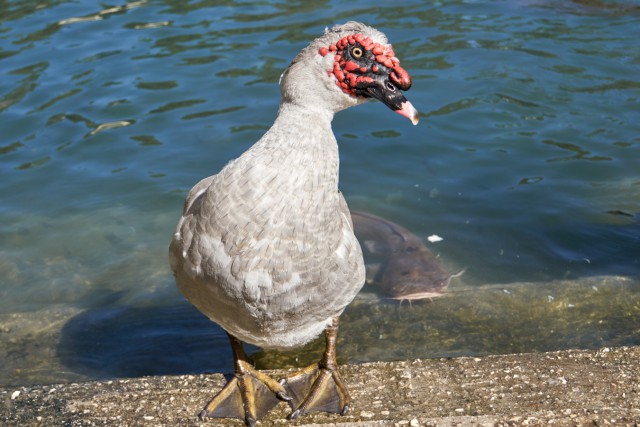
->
[199,333,291,427]
[281,318,350,419]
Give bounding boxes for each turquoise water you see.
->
[1,0,639,386]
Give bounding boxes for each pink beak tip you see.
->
[396,101,420,126]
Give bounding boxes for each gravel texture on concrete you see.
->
[2,346,640,426]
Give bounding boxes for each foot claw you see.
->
[197,409,209,421]
[288,408,303,420]
[276,390,292,402]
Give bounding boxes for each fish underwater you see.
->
[351,211,460,301]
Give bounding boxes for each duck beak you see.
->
[363,76,419,125]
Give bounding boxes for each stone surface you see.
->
[2,346,640,426]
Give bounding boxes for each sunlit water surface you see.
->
[1,0,639,386]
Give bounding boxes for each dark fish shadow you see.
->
[57,301,242,380]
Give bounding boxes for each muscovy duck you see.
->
[169,21,418,426]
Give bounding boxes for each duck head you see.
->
[280,22,419,125]
[318,30,419,125]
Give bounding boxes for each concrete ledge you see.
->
[3,346,640,426]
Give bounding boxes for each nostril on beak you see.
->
[386,81,396,91]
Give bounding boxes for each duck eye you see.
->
[351,47,363,58]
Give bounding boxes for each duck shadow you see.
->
[57,301,242,380]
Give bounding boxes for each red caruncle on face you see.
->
[318,33,412,96]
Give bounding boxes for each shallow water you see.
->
[1,0,639,386]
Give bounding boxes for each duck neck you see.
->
[274,100,335,133]
[253,100,340,192]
